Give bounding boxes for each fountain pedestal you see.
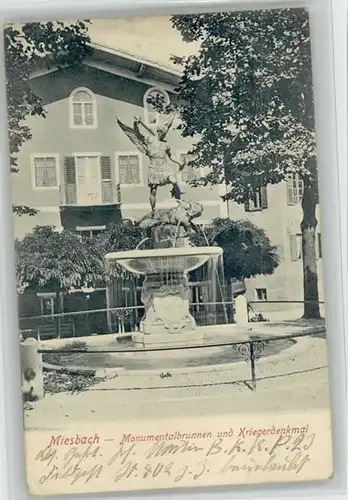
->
[132,272,204,348]
[132,330,205,349]
[140,273,195,335]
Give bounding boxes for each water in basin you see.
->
[105,246,223,275]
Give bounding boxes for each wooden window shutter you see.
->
[316,233,322,259]
[64,156,76,184]
[260,185,268,209]
[286,177,295,205]
[100,156,112,181]
[289,235,298,261]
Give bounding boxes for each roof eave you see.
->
[29,43,182,87]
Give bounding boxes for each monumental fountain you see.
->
[104,115,226,349]
[105,198,224,348]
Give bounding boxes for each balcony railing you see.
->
[60,182,121,206]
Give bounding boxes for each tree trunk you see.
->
[301,179,321,319]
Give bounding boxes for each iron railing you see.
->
[247,300,325,322]
[60,182,121,206]
[38,329,327,392]
[19,301,235,341]
[19,300,325,341]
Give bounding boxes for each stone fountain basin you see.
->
[105,246,223,275]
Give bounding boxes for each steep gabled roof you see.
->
[91,43,182,78]
[30,42,182,90]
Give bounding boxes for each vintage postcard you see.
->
[6,8,333,495]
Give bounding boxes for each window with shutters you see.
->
[63,154,113,205]
[255,288,268,301]
[100,156,113,203]
[31,154,59,189]
[244,180,268,212]
[116,153,143,186]
[69,88,97,129]
[289,232,322,261]
[289,234,303,261]
[286,173,304,205]
[143,87,170,126]
[64,156,77,204]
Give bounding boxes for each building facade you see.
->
[12,44,325,319]
[12,45,226,239]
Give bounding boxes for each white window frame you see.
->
[73,152,102,159]
[69,87,98,129]
[143,87,170,127]
[176,150,203,184]
[36,292,56,316]
[72,152,103,172]
[72,153,103,205]
[286,172,304,205]
[76,225,106,238]
[250,191,262,211]
[76,225,106,231]
[290,232,322,261]
[115,151,144,188]
[30,153,60,190]
[245,183,268,212]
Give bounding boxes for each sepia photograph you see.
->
[5,8,333,493]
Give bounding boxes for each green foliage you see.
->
[12,205,38,217]
[171,9,316,199]
[96,220,147,253]
[97,219,278,281]
[192,218,279,280]
[95,220,149,280]
[15,221,147,293]
[4,20,92,214]
[171,9,321,317]
[15,225,104,293]
[15,218,278,293]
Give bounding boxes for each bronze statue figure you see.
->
[117,113,186,213]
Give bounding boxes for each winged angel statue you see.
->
[117,113,186,213]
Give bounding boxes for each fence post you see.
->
[20,338,44,402]
[235,295,249,326]
[249,341,257,391]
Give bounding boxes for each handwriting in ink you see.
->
[33,428,317,487]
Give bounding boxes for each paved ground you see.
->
[25,368,330,432]
[25,334,330,431]
[40,318,326,371]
